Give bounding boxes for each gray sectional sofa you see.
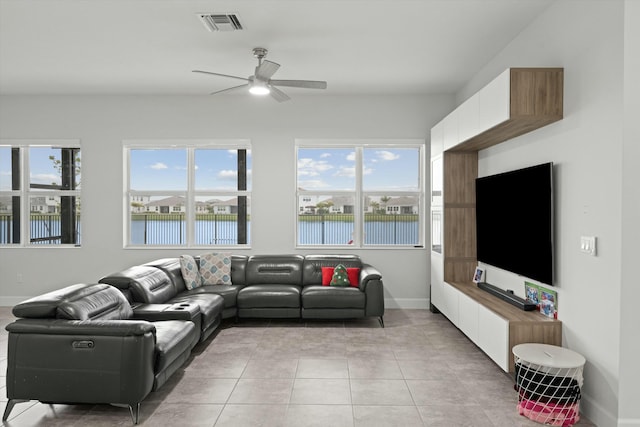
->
[99,254,385,327]
[3,254,384,425]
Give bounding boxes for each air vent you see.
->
[198,13,243,32]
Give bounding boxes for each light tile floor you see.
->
[0,307,596,426]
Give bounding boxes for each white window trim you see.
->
[295,139,426,249]
[123,139,251,249]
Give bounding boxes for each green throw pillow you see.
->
[330,264,351,287]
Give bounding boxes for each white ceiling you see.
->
[0,0,555,96]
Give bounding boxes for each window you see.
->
[0,141,81,246]
[296,140,425,247]
[125,141,251,247]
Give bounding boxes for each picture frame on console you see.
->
[472,267,484,284]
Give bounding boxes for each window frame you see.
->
[0,139,82,247]
[295,139,426,249]
[124,139,252,249]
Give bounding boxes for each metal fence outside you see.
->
[0,213,82,245]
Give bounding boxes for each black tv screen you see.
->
[475,162,554,285]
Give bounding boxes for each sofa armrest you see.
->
[358,264,382,291]
[359,264,384,318]
[6,318,156,336]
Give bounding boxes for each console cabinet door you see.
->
[477,304,509,371]
[441,282,460,326]
[430,251,444,303]
[457,291,479,343]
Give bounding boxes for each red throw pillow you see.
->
[321,267,335,286]
[347,268,360,287]
[321,266,361,287]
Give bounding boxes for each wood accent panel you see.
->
[444,208,476,258]
[443,152,477,283]
[450,281,562,373]
[443,152,477,205]
[510,68,564,117]
[444,259,477,284]
[448,68,564,152]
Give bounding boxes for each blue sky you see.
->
[2,146,418,192]
[129,148,252,191]
[0,146,81,190]
[297,147,420,191]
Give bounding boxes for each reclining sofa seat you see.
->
[3,283,198,424]
[301,254,384,326]
[237,254,305,318]
[98,264,226,342]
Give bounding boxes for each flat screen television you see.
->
[475,162,554,286]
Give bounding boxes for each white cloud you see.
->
[334,166,355,177]
[298,179,328,189]
[218,169,237,180]
[297,158,333,177]
[150,162,168,170]
[30,173,60,185]
[346,152,356,161]
[320,152,331,158]
[376,150,400,161]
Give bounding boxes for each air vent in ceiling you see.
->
[197,13,243,32]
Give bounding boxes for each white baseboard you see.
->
[618,419,640,427]
[384,298,430,309]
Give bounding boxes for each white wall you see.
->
[457,1,635,426]
[619,1,640,425]
[0,94,453,310]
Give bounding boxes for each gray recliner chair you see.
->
[3,283,198,424]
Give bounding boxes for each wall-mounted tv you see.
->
[475,162,554,286]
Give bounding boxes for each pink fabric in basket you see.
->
[518,399,580,426]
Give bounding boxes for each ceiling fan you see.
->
[193,47,327,102]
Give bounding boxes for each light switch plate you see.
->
[580,236,597,256]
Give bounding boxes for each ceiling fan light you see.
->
[249,80,270,95]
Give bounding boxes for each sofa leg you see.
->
[378,316,384,328]
[3,399,28,421]
[128,402,140,425]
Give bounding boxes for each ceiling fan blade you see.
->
[270,79,327,89]
[209,83,247,96]
[192,70,249,82]
[269,85,291,102]
[255,60,280,81]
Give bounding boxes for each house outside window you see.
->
[296,140,425,247]
[125,140,251,247]
[0,141,82,246]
